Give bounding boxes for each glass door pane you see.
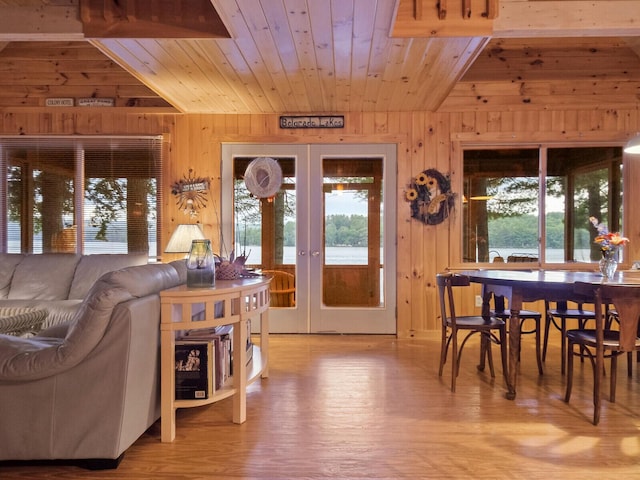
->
[309,144,396,334]
[546,146,623,264]
[322,158,383,308]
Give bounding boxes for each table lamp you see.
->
[165,224,207,256]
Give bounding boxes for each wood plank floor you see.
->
[2,332,640,479]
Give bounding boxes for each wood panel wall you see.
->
[0,108,638,337]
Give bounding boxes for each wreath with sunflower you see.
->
[405,168,455,225]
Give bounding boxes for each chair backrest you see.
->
[263,269,295,307]
[575,282,640,351]
[436,273,470,328]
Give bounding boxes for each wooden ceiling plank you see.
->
[440,92,640,111]
[235,0,299,112]
[158,39,238,112]
[260,0,313,112]
[449,79,640,98]
[387,39,436,110]
[213,38,278,113]
[462,37,640,83]
[377,37,416,111]
[331,0,355,112]
[306,0,338,112]
[412,36,489,111]
[495,0,640,38]
[189,40,266,113]
[91,38,186,111]
[148,0,159,22]
[213,0,286,113]
[361,0,400,111]
[207,1,279,113]
[349,0,378,113]
[126,0,137,23]
[0,5,84,41]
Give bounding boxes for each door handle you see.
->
[298,250,306,256]
[311,251,320,257]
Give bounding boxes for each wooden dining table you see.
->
[459,269,640,400]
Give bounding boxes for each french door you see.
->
[221,143,396,334]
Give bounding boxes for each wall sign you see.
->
[45,98,74,107]
[280,115,344,129]
[77,98,115,107]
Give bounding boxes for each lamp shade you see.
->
[624,135,640,154]
[165,224,206,253]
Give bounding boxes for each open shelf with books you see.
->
[160,277,271,442]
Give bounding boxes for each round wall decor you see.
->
[405,168,455,225]
[244,157,283,198]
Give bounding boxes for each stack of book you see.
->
[175,325,233,399]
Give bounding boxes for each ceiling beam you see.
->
[392,0,640,38]
[0,4,84,41]
[495,0,640,38]
[80,0,230,38]
[0,1,230,41]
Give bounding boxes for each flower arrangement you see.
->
[589,216,629,252]
[405,168,455,225]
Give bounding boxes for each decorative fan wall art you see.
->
[171,169,210,217]
[405,168,455,225]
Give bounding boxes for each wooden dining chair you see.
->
[564,282,640,425]
[543,300,596,375]
[436,272,508,392]
[492,295,544,375]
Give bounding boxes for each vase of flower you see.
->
[590,216,629,280]
[599,248,618,279]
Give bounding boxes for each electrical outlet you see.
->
[475,295,483,307]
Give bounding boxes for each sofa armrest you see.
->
[36,322,72,339]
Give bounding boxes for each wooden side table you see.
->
[160,277,270,442]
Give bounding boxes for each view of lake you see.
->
[10,240,606,266]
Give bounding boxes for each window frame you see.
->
[0,135,163,260]
[450,135,630,271]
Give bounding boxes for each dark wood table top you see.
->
[461,269,640,288]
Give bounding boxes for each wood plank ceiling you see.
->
[0,0,638,114]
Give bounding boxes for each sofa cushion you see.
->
[68,253,148,300]
[8,254,81,301]
[0,254,25,299]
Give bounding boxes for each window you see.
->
[2,136,162,259]
[462,146,623,265]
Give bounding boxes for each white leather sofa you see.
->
[0,259,187,468]
[0,253,148,332]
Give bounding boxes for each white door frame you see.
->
[221,143,396,334]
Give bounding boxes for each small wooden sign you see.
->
[45,98,74,107]
[77,98,115,107]
[280,115,344,129]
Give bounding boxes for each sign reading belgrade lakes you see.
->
[280,115,344,129]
